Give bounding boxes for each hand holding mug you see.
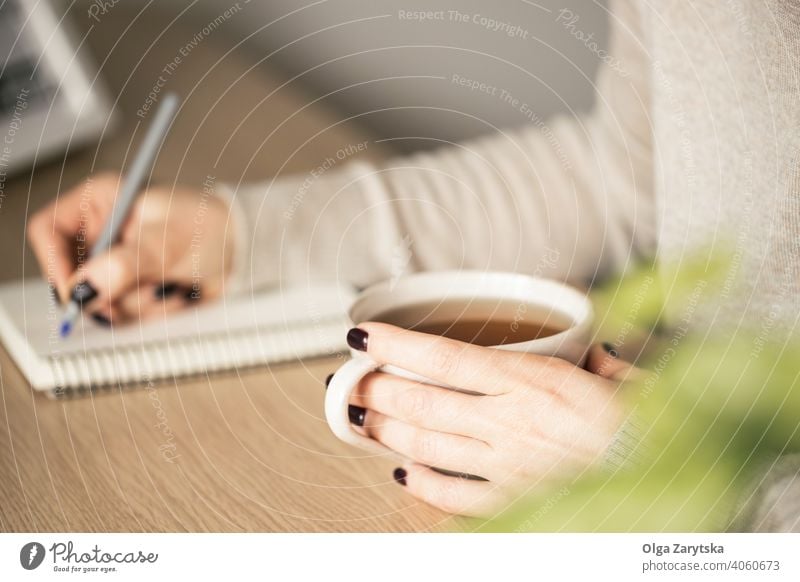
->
[339,323,633,516]
[326,271,635,516]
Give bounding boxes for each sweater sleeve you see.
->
[219,0,655,294]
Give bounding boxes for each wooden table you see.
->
[0,350,456,532]
[0,4,455,532]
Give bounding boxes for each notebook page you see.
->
[0,279,355,390]
[0,279,352,354]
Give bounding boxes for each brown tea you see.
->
[372,298,568,347]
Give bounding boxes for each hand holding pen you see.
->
[26,94,235,333]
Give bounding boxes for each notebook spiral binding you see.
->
[46,317,349,398]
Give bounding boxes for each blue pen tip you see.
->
[59,321,72,338]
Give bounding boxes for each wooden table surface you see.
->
[0,349,457,532]
[0,4,456,532]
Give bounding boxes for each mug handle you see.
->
[325,357,397,455]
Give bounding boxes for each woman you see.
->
[28,2,800,523]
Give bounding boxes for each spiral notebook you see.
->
[0,279,355,398]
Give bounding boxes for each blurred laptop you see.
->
[0,0,112,174]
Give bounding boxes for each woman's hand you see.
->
[341,322,637,517]
[27,172,234,324]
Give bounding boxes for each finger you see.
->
[86,305,122,328]
[51,173,118,239]
[27,207,77,301]
[143,286,192,319]
[364,410,491,472]
[393,462,508,518]
[351,322,549,395]
[114,284,158,320]
[585,343,643,382]
[69,244,160,311]
[115,283,186,320]
[27,174,120,300]
[86,288,191,328]
[352,371,493,438]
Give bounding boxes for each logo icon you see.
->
[19,542,45,570]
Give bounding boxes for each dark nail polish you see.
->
[602,342,619,358]
[325,373,334,388]
[431,467,489,481]
[393,467,407,486]
[348,405,366,427]
[154,282,179,300]
[346,327,368,352]
[90,313,112,327]
[71,281,98,308]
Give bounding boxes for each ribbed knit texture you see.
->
[220,1,800,530]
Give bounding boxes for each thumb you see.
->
[67,245,155,309]
[585,343,643,382]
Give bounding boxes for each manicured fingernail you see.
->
[325,373,334,388]
[71,281,98,308]
[431,467,489,481]
[155,282,179,300]
[91,313,111,327]
[602,342,619,358]
[346,327,368,351]
[348,405,366,427]
[393,467,407,486]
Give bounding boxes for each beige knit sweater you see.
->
[222,1,800,530]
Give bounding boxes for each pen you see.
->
[59,93,180,338]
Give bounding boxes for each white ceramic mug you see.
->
[325,270,594,454]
